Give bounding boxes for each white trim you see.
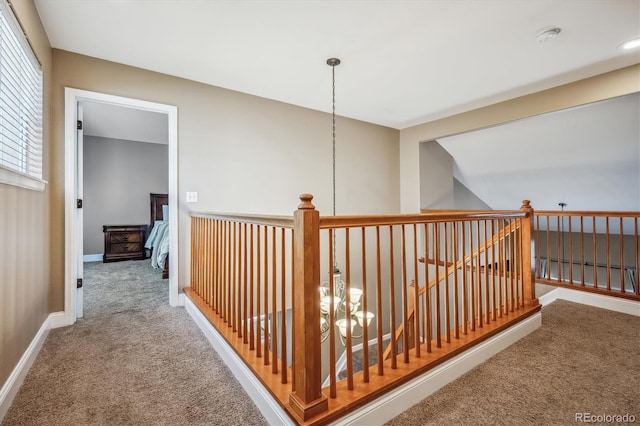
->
[0,165,47,191]
[325,333,391,389]
[64,88,179,324]
[332,313,542,426]
[82,254,103,263]
[47,311,68,330]
[551,287,639,316]
[184,297,294,426]
[0,312,56,422]
[538,288,560,306]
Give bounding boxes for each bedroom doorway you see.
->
[64,88,178,326]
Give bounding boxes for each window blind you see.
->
[0,1,43,180]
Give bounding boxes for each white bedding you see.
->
[145,220,169,270]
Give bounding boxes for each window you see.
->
[0,0,44,190]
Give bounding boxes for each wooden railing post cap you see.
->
[298,193,316,210]
[521,200,532,209]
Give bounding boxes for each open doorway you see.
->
[63,89,179,327]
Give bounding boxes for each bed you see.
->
[146,193,169,279]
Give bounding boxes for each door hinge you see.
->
[77,120,83,130]
[77,199,83,208]
[77,278,83,288]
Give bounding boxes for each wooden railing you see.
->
[186,195,541,424]
[534,211,639,300]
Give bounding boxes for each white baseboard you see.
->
[540,286,639,316]
[0,312,61,422]
[184,297,294,425]
[83,254,103,262]
[333,312,542,426]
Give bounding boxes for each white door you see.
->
[76,102,84,319]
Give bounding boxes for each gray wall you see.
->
[83,136,168,255]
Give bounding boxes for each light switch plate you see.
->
[186,191,198,203]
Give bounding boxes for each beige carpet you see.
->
[2,260,267,426]
[387,300,639,426]
[3,260,639,426]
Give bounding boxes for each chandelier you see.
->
[320,58,374,344]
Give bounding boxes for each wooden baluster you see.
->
[271,226,277,372]
[256,225,262,358]
[557,215,562,282]
[545,215,551,281]
[401,224,409,362]
[389,225,397,368]
[453,221,460,339]
[280,227,287,383]
[593,217,598,288]
[483,220,489,324]
[509,219,514,311]
[209,219,213,309]
[462,221,468,335]
[345,228,354,389]
[229,222,238,333]
[328,228,336,397]
[361,226,370,382]
[475,220,482,328]
[249,224,255,351]
[290,229,296,391]
[469,221,476,331]
[619,217,624,293]
[424,223,432,353]
[520,200,537,306]
[376,226,384,375]
[606,217,611,291]
[242,223,248,343]
[263,225,269,364]
[443,222,451,343]
[289,194,327,421]
[580,217,585,287]
[222,220,227,315]
[568,216,573,284]
[491,220,497,321]
[434,223,442,347]
[412,223,421,356]
[633,218,640,296]
[216,220,221,313]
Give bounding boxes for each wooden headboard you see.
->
[150,193,168,228]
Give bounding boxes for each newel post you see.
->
[520,200,539,306]
[289,194,328,421]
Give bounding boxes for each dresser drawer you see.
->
[110,233,141,244]
[103,224,147,262]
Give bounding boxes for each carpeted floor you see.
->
[2,260,267,426]
[386,300,639,426]
[3,260,639,426]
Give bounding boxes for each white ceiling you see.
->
[35,0,640,129]
[82,101,168,144]
[34,1,640,212]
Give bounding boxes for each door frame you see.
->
[63,88,179,326]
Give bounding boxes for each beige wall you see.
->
[399,64,640,213]
[0,0,52,392]
[50,49,400,310]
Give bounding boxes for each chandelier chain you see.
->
[330,59,338,271]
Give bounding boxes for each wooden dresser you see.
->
[103,225,147,262]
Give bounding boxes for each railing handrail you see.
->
[319,211,527,229]
[189,211,294,228]
[535,210,640,217]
